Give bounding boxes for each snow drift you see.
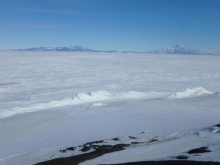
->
[0,90,165,119]
[168,87,212,99]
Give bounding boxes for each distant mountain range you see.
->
[7,44,220,55]
[13,46,118,53]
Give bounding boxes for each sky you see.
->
[0,0,220,52]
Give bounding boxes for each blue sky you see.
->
[0,0,220,51]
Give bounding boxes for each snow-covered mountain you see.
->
[147,44,219,55]
[15,46,118,53]
[23,46,95,52]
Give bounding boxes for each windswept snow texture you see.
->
[0,51,220,165]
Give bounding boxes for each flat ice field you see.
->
[0,51,220,165]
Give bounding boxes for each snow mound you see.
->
[90,103,105,107]
[168,87,212,99]
[74,91,118,102]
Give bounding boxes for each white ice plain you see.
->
[0,51,220,165]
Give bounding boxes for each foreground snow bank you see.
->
[168,87,212,99]
[80,124,220,165]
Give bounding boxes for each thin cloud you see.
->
[45,0,85,5]
[1,7,90,16]
[23,8,88,15]
[4,23,73,28]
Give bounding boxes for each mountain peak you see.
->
[173,43,187,49]
[147,44,205,55]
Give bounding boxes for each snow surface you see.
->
[0,51,220,165]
